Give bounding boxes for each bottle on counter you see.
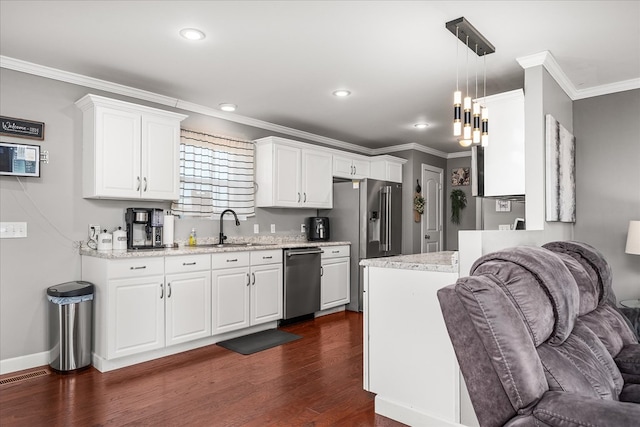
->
[189,228,197,246]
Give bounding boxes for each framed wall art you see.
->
[451,167,470,187]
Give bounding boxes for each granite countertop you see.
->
[359,251,459,273]
[80,237,351,259]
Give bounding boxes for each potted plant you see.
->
[450,189,467,225]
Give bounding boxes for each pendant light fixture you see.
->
[481,53,489,147]
[445,17,494,148]
[453,26,462,137]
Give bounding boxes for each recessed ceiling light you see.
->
[414,123,430,129]
[180,28,206,41]
[332,90,351,97]
[219,103,237,112]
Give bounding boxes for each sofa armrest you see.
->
[620,307,640,339]
[533,391,640,426]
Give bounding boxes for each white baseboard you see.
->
[375,395,467,427]
[0,351,49,375]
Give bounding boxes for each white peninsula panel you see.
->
[362,252,474,427]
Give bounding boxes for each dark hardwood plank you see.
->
[0,311,406,426]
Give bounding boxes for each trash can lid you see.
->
[47,281,94,297]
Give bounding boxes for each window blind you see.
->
[171,129,255,218]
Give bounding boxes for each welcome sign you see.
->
[0,116,45,140]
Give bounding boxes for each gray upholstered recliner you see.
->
[437,245,640,427]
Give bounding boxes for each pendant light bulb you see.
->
[454,90,462,136]
[481,106,489,147]
[459,138,472,148]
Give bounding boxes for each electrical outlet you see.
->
[254,224,259,234]
[270,224,276,233]
[0,222,27,239]
[89,224,100,242]
[301,224,306,233]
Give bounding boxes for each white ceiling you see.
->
[1,1,639,154]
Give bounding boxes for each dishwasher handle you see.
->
[285,248,323,257]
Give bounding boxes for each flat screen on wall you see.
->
[0,142,41,177]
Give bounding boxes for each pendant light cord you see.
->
[455,26,459,92]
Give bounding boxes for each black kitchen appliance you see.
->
[306,217,330,241]
[125,207,164,250]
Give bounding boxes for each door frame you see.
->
[421,164,444,253]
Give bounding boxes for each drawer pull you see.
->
[182,262,197,266]
[262,256,273,260]
[130,266,147,270]
[226,259,238,263]
[332,250,340,254]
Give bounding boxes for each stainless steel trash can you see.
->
[47,281,94,372]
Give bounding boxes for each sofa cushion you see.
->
[615,344,640,377]
[537,322,623,400]
[471,246,579,346]
[543,241,615,305]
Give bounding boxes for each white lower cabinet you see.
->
[107,273,165,359]
[211,250,283,335]
[164,255,212,346]
[83,254,211,361]
[320,245,350,310]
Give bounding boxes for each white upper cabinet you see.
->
[333,154,370,180]
[476,89,525,197]
[370,156,406,183]
[76,94,187,201]
[255,136,332,208]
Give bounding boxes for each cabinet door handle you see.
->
[351,165,354,175]
[320,266,324,277]
[160,283,164,299]
[130,266,147,270]
[354,165,357,175]
[167,283,172,298]
[182,262,196,266]
[246,273,250,286]
[303,192,307,203]
[297,192,301,203]
[226,258,238,263]
[136,176,141,191]
[143,177,148,192]
[251,272,256,285]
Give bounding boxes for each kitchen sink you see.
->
[195,242,274,248]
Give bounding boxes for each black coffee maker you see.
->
[125,208,164,249]
[306,217,330,241]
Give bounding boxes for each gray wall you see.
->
[444,156,476,250]
[573,89,640,302]
[393,149,447,254]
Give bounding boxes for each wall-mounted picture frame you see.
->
[545,114,576,223]
[451,167,470,187]
[0,116,45,140]
[496,200,511,212]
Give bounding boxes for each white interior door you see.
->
[421,165,443,253]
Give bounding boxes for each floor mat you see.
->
[216,329,301,355]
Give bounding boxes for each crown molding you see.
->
[572,77,640,100]
[517,51,577,99]
[1,55,469,159]
[516,50,640,101]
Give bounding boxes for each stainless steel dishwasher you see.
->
[283,247,322,320]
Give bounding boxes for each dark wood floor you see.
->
[0,311,406,426]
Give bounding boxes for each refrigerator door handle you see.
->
[380,186,392,252]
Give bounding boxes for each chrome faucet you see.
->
[218,209,240,244]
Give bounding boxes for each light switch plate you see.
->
[253,224,259,234]
[301,224,306,233]
[270,224,276,233]
[0,222,28,238]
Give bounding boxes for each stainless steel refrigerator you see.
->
[320,178,402,311]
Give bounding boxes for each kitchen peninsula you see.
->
[361,252,473,427]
